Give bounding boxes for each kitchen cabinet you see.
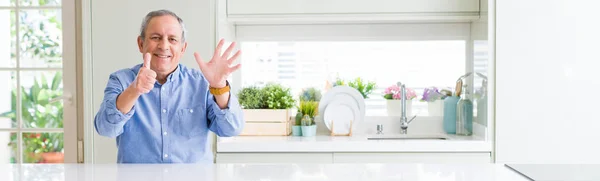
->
[215,152,491,164]
[333,152,491,163]
[495,0,600,163]
[227,0,479,15]
[216,153,333,163]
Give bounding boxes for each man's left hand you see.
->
[194,39,241,88]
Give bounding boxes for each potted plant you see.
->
[293,88,322,136]
[383,84,416,116]
[299,101,318,137]
[1,72,64,163]
[421,87,451,116]
[335,77,376,99]
[237,83,296,135]
[299,87,322,102]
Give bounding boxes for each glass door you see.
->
[0,0,77,163]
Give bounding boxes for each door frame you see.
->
[80,0,94,163]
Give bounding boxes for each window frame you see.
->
[229,22,477,117]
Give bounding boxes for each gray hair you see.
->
[139,9,187,43]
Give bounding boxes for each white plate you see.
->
[323,99,358,134]
[318,86,365,129]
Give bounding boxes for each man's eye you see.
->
[170,38,178,42]
[151,37,160,40]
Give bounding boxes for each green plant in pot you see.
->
[299,87,322,102]
[237,83,296,135]
[298,101,318,137]
[333,77,376,99]
[263,83,296,110]
[237,86,267,109]
[1,72,64,163]
[347,77,376,99]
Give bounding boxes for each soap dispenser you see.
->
[456,84,473,136]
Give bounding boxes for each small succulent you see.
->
[301,115,313,126]
[298,101,318,126]
[295,112,303,126]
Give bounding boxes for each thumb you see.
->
[143,53,151,69]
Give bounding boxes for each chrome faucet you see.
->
[398,82,417,134]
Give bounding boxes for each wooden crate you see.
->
[242,109,291,123]
[239,120,292,136]
[239,109,293,136]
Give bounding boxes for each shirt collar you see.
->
[166,64,181,83]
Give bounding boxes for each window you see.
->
[0,0,77,164]
[234,23,487,116]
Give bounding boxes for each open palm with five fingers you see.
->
[194,39,241,88]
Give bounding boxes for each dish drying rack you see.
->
[328,119,353,136]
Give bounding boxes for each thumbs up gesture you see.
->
[131,53,157,95]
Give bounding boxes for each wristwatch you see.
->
[209,81,230,95]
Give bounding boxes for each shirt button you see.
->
[162,109,166,113]
[161,87,165,91]
[164,154,168,158]
[163,132,167,136]
[189,109,193,113]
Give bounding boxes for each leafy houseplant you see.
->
[237,86,267,109]
[263,83,296,109]
[237,83,296,136]
[299,87,322,102]
[1,72,64,163]
[335,77,376,99]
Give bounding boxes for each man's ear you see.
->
[181,42,188,54]
[137,36,144,53]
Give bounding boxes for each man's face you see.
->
[137,15,187,75]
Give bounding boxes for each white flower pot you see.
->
[386,100,412,117]
[427,100,444,117]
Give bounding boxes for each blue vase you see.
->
[443,96,460,134]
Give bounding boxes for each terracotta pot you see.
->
[41,152,64,163]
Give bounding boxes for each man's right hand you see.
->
[130,53,157,95]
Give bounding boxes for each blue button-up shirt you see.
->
[94,63,244,163]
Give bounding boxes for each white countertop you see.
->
[217,134,492,152]
[505,164,600,181]
[0,163,528,181]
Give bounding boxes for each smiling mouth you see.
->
[154,54,172,59]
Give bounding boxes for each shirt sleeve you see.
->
[206,91,245,137]
[94,73,135,138]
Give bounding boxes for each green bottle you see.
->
[456,84,473,136]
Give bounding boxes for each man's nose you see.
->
[157,38,170,50]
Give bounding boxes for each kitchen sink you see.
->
[366,135,449,140]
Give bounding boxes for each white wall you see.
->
[496,0,600,163]
[89,0,215,163]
